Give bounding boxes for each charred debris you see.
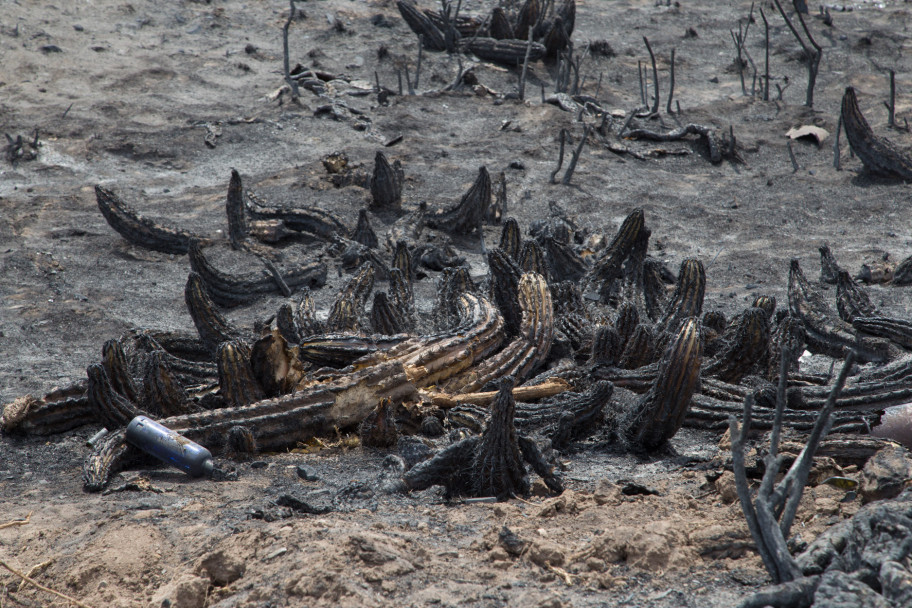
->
[4,144,912,510]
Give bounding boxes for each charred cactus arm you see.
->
[584,208,645,302]
[83,429,135,492]
[397,1,447,51]
[446,273,553,393]
[402,437,479,494]
[101,339,140,404]
[517,435,563,494]
[462,38,546,65]
[140,350,197,417]
[95,185,203,254]
[370,152,404,212]
[359,397,399,448]
[396,293,505,388]
[217,341,266,408]
[841,86,912,180]
[626,317,702,450]
[656,259,705,335]
[835,269,876,323]
[426,167,492,235]
[703,307,771,384]
[788,259,886,362]
[188,239,327,307]
[185,272,249,353]
[86,363,144,429]
[244,188,347,239]
[1,382,91,436]
[471,379,529,499]
[371,291,407,335]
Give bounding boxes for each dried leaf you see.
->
[786,125,829,145]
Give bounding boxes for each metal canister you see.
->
[125,416,214,477]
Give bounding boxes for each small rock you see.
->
[527,541,566,568]
[593,479,621,506]
[814,496,840,516]
[498,525,528,556]
[860,445,912,503]
[488,547,510,562]
[715,471,738,504]
[197,548,246,586]
[296,465,319,481]
[150,574,209,608]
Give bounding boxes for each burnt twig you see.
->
[760,6,770,101]
[787,141,799,172]
[519,29,534,101]
[550,128,568,184]
[773,0,822,107]
[624,123,722,163]
[833,113,842,170]
[561,125,590,185]
[885,69,896,129]
[282,0,301,99]
[731,351,856,584]
[643,37,660,114]
[666,49,676,114]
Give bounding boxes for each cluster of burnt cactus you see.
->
[397,0,575,65]
[5,144,912,501]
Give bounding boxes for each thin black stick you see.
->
[769,348,791,459]
[519,28,534,101]
[637,60,647,106]
[404,64,415,95]
[760,6,770,101]
[415,36,424,91]
[283,0,301,98]
[562,126,590,185]
[834,113,842,170]
[787,141,799,172]
[888,69,896,128]
[773,0,822,107]
[61,103,73,119]
[550,129,568,184]
[397,69,403,95]
[732,28,747,96]
[618,109,639,138]
[666,49,676,114]
[643,36,660,114]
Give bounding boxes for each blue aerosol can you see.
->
[125,416,215,477]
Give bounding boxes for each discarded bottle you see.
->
[125,416,215,477]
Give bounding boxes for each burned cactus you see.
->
[360,397,399,448]
[427,167,491,235]
[627,317,702,450]
[403,377,562,499]
[370,151,404,211]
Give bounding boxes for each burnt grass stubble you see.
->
[3,0,912,606]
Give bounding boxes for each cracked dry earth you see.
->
[3,0,912,606]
